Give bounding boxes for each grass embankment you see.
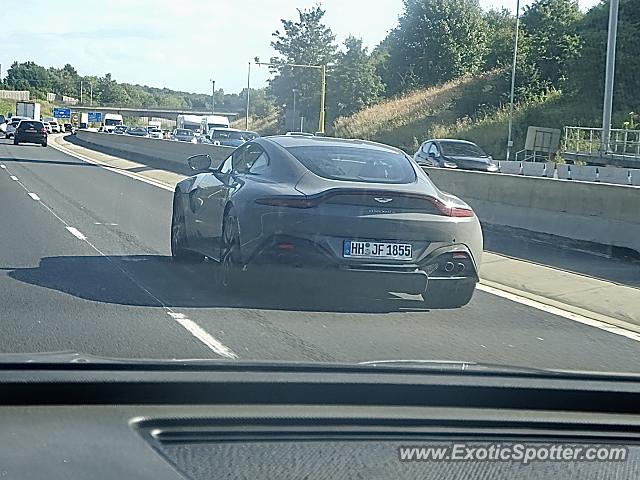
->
[332,71,602,159]
[232,111,280,135]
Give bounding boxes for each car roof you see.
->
[426,138,478,145]
[265,135,406,154]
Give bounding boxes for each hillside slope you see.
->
[332,72,599,159]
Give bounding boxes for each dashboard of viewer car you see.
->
[2,359,640,479]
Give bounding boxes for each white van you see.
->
[102,113,124,133]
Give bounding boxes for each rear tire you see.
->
[42,142,47,147]
[13,140,18,145]
[171,195,204,263]
[219,210,243,290]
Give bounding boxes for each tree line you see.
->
[268,0,639,130]
[2,0,638,130]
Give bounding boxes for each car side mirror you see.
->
[187,154,212,171]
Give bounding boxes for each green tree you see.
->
[521,0,583,88]
[484,9,516,70]
[567,0,640,115]
[5,61,52,98]
[382,0,489,93]
[268,5,338,128]
[328,36,384,121]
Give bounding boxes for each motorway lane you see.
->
[2,136,640,371]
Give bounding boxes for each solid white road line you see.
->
[10,175,18,181]
[167,312,238,359]
[477,283,640,343]
[65,226,87,240]
[49,140,174,192]
[27,192,40,201]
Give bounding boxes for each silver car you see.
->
[171,136,483,308]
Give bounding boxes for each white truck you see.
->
[148,120,162,130]
[80,113,89,129]
[176,114,204,134]
[200,115,230,137]
[15,102,41,120]
[102,113,124,133]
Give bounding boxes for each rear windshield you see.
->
[286,145,417,184]
[212,130,245,140]
[176,129,193,136]
[18,121,44,130]
[440,142,487,157]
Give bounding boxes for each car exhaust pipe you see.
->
[444,262,455,273]
[456,263,465,273]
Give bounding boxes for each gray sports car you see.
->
[171,136,483,308]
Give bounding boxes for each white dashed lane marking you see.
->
[27,193,40,201]
[65,226,87,240]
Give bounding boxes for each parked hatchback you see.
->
[414,139,499,172]
[14,120,48,147]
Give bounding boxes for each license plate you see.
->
[343,240,412,260]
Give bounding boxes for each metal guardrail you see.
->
[564,126,640,166]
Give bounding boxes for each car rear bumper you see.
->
[244,237,479,295]
[15,134,47,143]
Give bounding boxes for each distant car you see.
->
[113,125,128,135]
[285,131,315,137]
[13,120,47,147]
[48,121,61,133]
[63,123,76,134]
[413,139,499,172]
[148,128,163,139]
[172,128,197,143]
[125,126,149,137]
[206,128,258,147]
[4,117,28,139]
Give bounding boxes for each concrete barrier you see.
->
[425,167,640,253]
[598,166,630,185]
[499,161,521,175]
[570,165,598,182]
[557,164,571,180]
[522,161,545,177]
[631,169,640,186]
[76,130,235,168]
[544,162,556,178]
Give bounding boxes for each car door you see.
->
[190,143,262,256]
[428,142,441,165]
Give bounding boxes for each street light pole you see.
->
[601,0,619,153]
[90,81,93,107]
[319,64,326,134]
[210,79,216,115]
[245,62,251,130]
[80,81,83,105]
[506,0,521,161]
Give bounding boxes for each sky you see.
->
[2,0,601,95]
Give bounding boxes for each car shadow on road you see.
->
[6,255,429,313]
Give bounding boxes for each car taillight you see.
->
[255,196,319,208]
[40,128,47,134]
[428,197,474,217]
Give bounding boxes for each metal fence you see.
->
[564,126,640,159]
[0,90,30,101]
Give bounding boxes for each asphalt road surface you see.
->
[1,137,639,371]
